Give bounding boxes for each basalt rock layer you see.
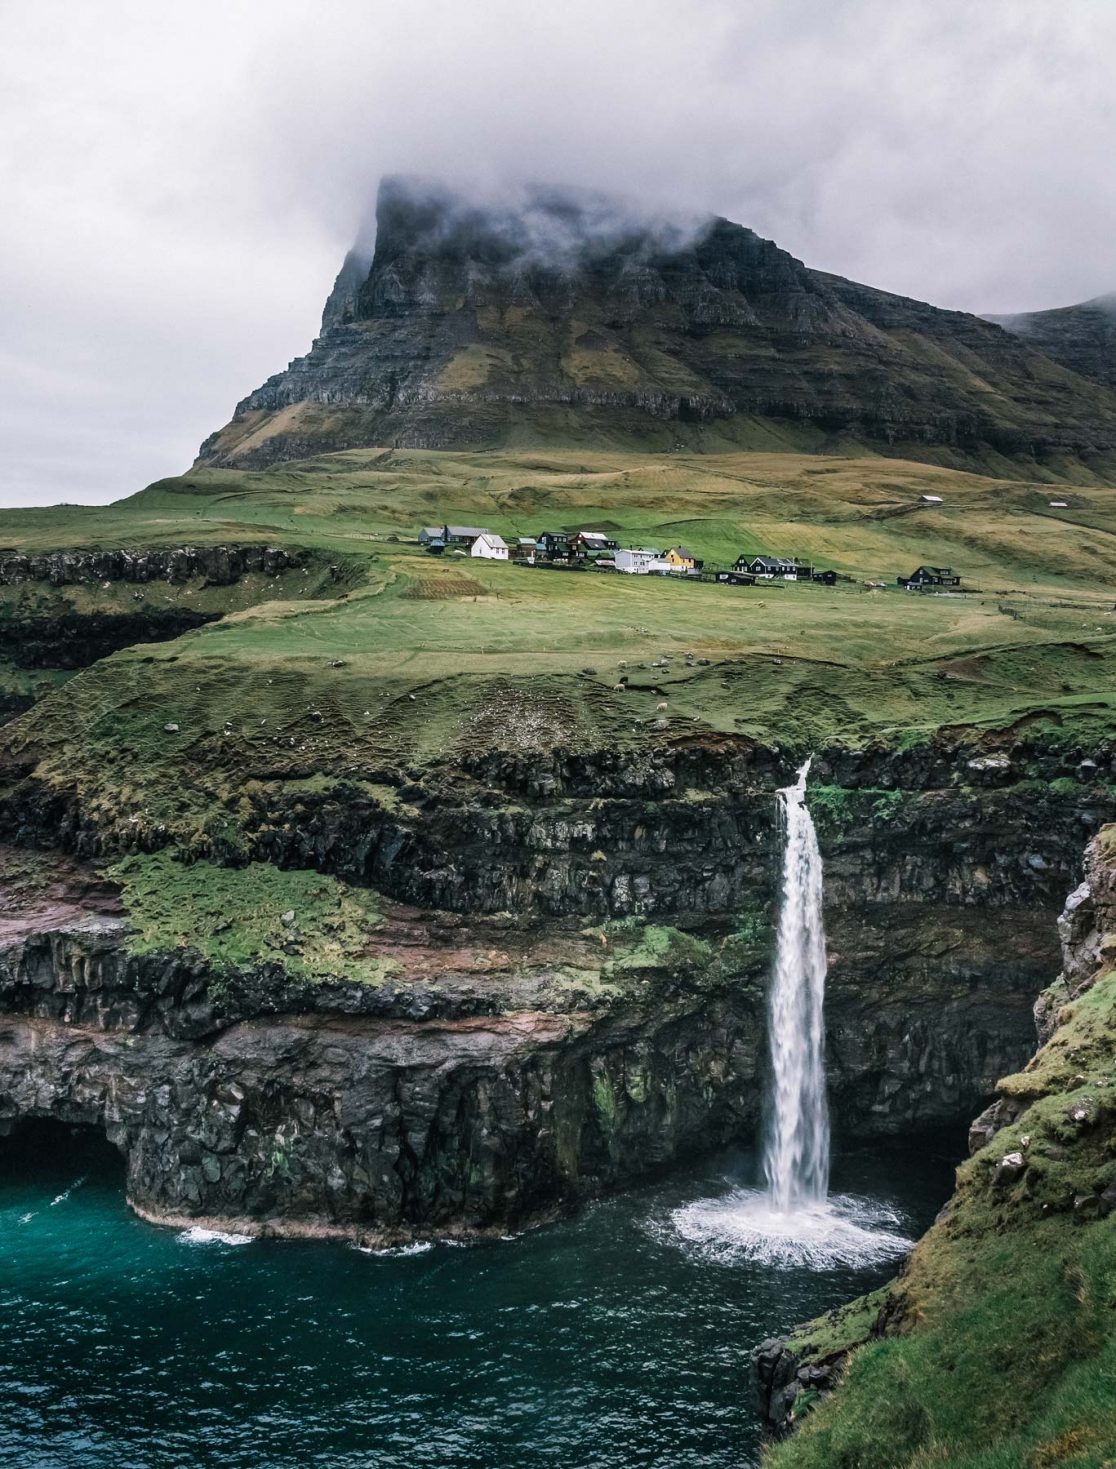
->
[0,545,318,677]
[0,727,1106,1242]
[0,545,305,587]
[197,178,1116,472]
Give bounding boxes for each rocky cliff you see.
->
[755,824,1116,1467]
[0,545,304,588]
[0,545,326,678]
[196,177,1116,472]
[0,724,1106,1243]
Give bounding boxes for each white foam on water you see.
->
[49,1175,87,1207]
[669,1187,914,1270]
[355,1239,434,1258]
[19,1212,37,1225]
[177,1226,253,1247]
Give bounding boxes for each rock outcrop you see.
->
[0,545,314,672]
[0,545,304,588]
[197,177,1116,472]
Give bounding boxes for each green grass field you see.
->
[3,448,1115,586]
[2,446,1114,849]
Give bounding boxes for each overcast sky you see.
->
[2,0,1114,508]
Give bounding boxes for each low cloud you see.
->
[2,0,1114,505]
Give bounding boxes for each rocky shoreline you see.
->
[1,725,1102,1242]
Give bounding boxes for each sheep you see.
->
[656,700,668,711]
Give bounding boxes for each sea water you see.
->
[0,1121,958,1469]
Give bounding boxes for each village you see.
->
[417,523,963,593]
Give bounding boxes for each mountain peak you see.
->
[197,176,1116,472]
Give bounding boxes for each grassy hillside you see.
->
[2,447,1114,852]
[5,448,1116,583]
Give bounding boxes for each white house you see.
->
[471,533,509,561]
[615,547,660,574]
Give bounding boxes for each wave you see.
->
[354,1239,434,1258]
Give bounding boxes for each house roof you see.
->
[474,533,508,550]
[446,525,489,538]
[575,531,609,544]
[516,537,538,546]
[748,555,793,570]
[664,545,696,559]
[420,526,442,537]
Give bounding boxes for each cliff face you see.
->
[756,824,1116,1467]
[0,545,304,588]
[1,727,1104,1244]
[988,292,1116,390]
[0,546,319,676]
[196,177,1116,471]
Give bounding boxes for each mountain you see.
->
[987,292,1116,390]
[197,177,1116,473]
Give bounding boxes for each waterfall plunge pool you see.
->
[1,1121,961,1469]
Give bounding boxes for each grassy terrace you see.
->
[105,853,394,986]
[2,446,1115,849]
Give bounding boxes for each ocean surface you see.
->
[0,1121,958,1469]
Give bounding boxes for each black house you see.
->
[736,555,812,580]
[812,569,837,585]
[536,531,571,561]
[898,564,961,590]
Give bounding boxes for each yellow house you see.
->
[660,545,697,571]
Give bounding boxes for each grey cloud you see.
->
[1,0,1114,506]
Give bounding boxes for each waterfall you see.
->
[668,759,913,1267]
[762,758,830,1212]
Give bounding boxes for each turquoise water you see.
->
[0,1123,958,1468]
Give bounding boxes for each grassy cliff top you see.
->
[2,448,1114,849]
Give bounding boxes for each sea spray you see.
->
[762,759,830,1211]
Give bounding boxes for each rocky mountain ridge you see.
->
[988,292,1116,390]
[197,177,1116,474]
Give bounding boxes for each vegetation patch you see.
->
[599,921,714,973]
[107,851,394,985]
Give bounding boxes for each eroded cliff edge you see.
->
[0,727,1107,1245]
[756,823,1116,1469]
